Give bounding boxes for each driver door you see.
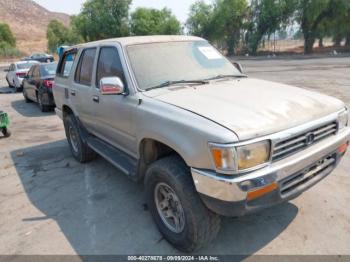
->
[90,45,138,156]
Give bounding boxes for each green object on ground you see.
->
[0,111,11,137]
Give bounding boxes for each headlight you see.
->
[209,145,236,172]
[236,141,271,170]
[209,140,271,173]
[338,108,349,129]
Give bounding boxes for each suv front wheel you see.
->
[64,114,96,163]
[145,155,221,252]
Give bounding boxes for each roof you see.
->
[75,35,205,48]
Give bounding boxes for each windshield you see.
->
[41,63,57,76]
[17,63,36,70]
[127,41,242,90]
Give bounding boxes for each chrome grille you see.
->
[272,121,338,161]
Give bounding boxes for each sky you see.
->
[33,0,211,23]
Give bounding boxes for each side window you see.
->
[75,48,96,86]
[10,64,15,71]
[58,52,77,78]
[96,47,126,88]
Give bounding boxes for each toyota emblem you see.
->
[305,133,315,145]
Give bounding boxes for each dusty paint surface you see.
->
[150,78,344,140]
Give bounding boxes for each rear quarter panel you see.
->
[53,50,80,117]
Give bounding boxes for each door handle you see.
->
[92,95,99,103]
[70,90,76,96]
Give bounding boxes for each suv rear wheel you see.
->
[145,155,221,252]
[64,114,96,163]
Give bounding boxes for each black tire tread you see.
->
[2,128,11,138]
[64,114,96,163]
[145,155,221,252]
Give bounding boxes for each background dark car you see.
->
[23,53,54,63]
[22,63,57,112]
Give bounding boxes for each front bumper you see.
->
[192,128,350,217]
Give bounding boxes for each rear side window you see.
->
[58,52,76,78]
[96,47,125,88]
[41,63,58,76]
[17,63,35,70]
[75,48,96,86]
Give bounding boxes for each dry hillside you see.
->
[0,0,70,54]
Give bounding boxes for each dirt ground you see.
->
[0,56,350,256]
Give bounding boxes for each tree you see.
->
[0,23,21,58]
[298,0,350,50]
[187,0,248,55]
[130,8,181,35]
[211,0,248,55]
[72,0,132,41]
[186,1,214,39]
[247,0,296,54]
[295,0,342,54]
[0,23,16,47]
[329,1,350,47]
[47,20,82,52]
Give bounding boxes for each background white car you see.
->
[5,61,39,92]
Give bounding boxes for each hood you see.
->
[145,78,344,140]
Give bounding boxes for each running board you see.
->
[87,136,137,176]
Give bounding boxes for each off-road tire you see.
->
[145,155,221,252]
[64,114,96,163]
[2,127,11,138]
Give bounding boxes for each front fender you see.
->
[136,97,238,170]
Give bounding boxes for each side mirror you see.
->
[100,77,125,95]
[233,62,244,74]
[4,68,9,72]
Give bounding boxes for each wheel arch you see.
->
[62,104,75,119]
[137,137,189,181]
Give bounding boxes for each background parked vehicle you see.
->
[4,61,39,92]
[23,53,54,63]
[22,62,57,112]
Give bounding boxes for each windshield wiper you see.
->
[144,80,209,92]
[206,74,247,81]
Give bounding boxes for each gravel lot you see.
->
[0,56,350,256]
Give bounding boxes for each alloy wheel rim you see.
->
[69,126,79,153]
[154,182,185,233]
